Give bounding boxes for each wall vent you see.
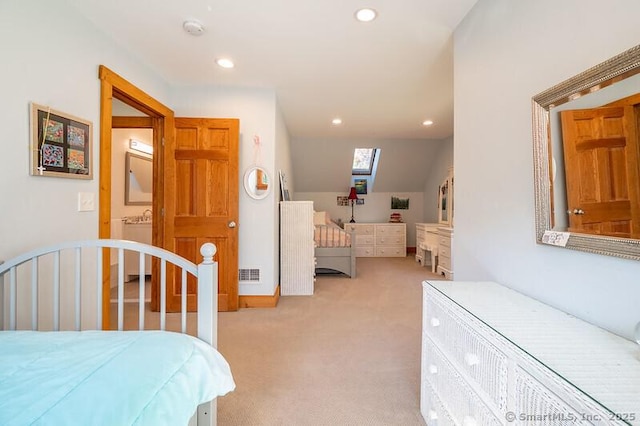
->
[239,268,260,282]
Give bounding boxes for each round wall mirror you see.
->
[244,166,270,200]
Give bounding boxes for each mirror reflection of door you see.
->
[125,152,153,205]
[560,102,640,238]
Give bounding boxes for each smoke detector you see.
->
[183,20,205,36]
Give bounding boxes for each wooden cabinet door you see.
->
[560,106,640,238]
[159,117,240,312]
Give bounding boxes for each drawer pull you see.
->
[463,416,477,426]
[428,364,438,375]
[430,317,440,327]
[464,353,479,366]
[428,410,438,420]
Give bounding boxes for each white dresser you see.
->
[436,227,453,279]
[280,201,315,295]
[421,281,640,426]
[416,223,440,272]
[345,222,406,257]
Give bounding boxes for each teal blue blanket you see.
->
[0,331,235,425]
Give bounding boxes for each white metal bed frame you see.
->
[0,239,221,426]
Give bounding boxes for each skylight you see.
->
[352,148,377,175]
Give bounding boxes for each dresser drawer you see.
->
[421,379,456,426]
[376,225,405,236]
[438,245,451,260]
[355,235,374,246]
[438,254,451,270]
[424,289,508,412]
[423,336,502,426]
[355,247,375,257]
[514,366,588,425]
[352,224,374,235]
[438,235,451,248]
[375,246,405,257]
[375,235,405,246]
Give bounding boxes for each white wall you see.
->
[0,0,169,258]
[274,103,293,285]
[295,191,424,247]
[454,0,640,339]
[423,137,453,223]
[292,138,444,192]
[169,86,279,296]
[0,0,170,327]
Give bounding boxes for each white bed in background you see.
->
[313,211,356,278]
[0,239,235,426]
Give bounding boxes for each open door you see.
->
[100,66,240,328]
[159,118,240,312]
[560,105,640,238]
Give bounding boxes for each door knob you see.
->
[228,221,237,228]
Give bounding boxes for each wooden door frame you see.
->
[98,65,175,329]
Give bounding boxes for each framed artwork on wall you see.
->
[391,196,409,209]
[354,179,367,194]
[30,103,93,179]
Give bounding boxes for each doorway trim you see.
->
[98,65,175,329]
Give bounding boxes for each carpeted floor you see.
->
[217,255,442,426]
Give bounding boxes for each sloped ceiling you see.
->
[64,0,476,191]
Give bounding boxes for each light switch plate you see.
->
[78,192,95,212]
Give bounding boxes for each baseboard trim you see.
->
[239,285,280,308]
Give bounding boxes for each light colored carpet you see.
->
[217,255,442,426]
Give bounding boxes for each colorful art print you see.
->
[67,148,85,170]
[67,125,86,147]
[31,103,93,179]
[337,195,349,206]
[41,143,64,167]
[354,179,367,195]
[42,118,64,143]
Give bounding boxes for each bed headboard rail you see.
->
[0,239,217,343]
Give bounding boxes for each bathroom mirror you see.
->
[125,152,152,205]
[532,44,640,260]
[244,166,270,200]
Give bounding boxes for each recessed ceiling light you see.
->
[183,20,205,36]
[332,118,343,125]
[422,120,434,126]
[216,58,234,69]
[355,8,377,23]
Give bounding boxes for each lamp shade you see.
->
[348,187,358,200]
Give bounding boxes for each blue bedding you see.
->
[0,331,235,425]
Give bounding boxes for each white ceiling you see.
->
[65,0,477,140]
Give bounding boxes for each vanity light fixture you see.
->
[216,58,235,69]
[130,139,153,155]
[422,120,434,126]
[332,118,343,125]
[355,8,377,23]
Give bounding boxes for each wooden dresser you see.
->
[421,281,640,425]
[345,222,406,257]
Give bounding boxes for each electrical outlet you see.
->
[78,192,95,212]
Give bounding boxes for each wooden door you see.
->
[560,106,640,238]
[160,118,240,312]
